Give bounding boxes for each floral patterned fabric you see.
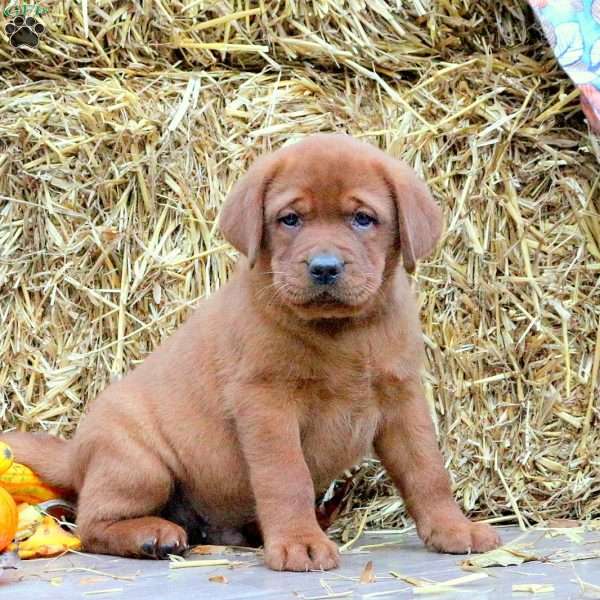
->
[529,0,600,131]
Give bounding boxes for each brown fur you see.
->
[2,134,500,570]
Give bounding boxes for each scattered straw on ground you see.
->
[1,1,599,534]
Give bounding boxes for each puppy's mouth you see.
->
[279,283,374,312]
[304,290,346,307]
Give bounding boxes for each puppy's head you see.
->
[220,134,442,319]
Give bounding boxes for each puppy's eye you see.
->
[352,211,377,229]
[278,213,302,228]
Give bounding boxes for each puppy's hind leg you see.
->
[76,443,187,559]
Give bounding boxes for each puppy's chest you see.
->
[275,338,381,485]
[293,346,379,439]
[297,376,380,489]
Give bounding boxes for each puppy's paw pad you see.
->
[265,532,339,572]
[157,540,185,559]
[4,16,45,48]
[140,539,158,557]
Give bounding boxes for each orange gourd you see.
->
[0,487,18,551]
[0,463,64,504]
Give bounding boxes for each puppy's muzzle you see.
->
[308,254,345,286]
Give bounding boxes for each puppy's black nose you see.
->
[308,254,344,285]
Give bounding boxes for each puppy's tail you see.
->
[0,431,74,491]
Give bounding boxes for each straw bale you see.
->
[1,2,546,75]
[0,0,599,534]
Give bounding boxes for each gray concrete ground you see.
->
[2,525,599,599]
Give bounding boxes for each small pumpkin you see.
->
[0,442,14,476]
[0,487,18,551]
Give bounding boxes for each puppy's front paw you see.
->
[136,519,188,559]
[264,531,340,571]
[419,517,501,554]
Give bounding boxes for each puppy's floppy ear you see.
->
[219,155,278,268]
[379,157,443,273]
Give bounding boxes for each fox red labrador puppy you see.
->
[2,134,500,570]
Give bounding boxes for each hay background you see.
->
[1,1,599,536]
